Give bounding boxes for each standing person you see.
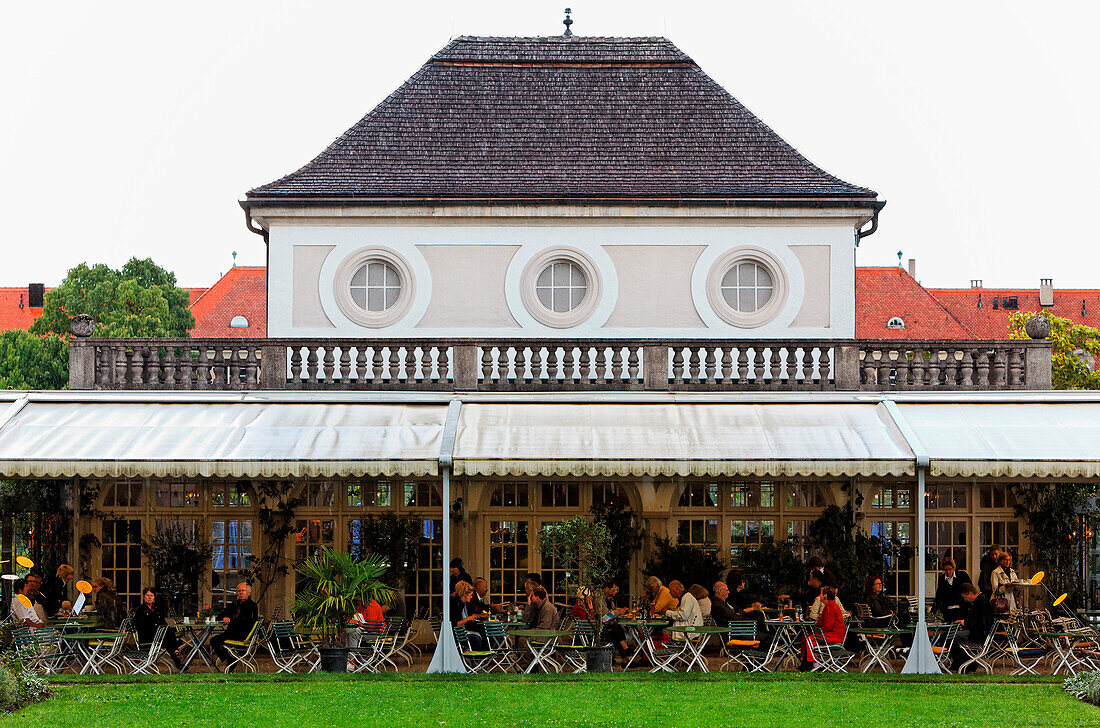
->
[933,557,972,621]
[133,587,182,669]
[10,579,45,628]
[978,545,1001,598]
[40,564,74,618]
[91,577,120,630]
[448,558,473,596]
[210,582,259,671]
[990,552,1020,612]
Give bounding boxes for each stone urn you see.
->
[1024,314,1050,340]
[69,314,95,338]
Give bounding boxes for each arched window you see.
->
[229,315,249,328]
[886,317,905,329]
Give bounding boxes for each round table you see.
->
[508,629,570,673]
[618,620,670,670]
[848,627,909,673]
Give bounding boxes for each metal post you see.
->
[427,399,467,673]
[902,466,940,673]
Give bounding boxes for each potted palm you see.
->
[292,546,394,672]
[538,516,617,672]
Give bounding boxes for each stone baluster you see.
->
[481,346,495,383]
[400,346,414,382]
[768,347,781,388]
[704,347,718,386]
[799,347,813,385]
[818,346,832,387]
[371,346,385,383]
[992,348,1007,388]
[1007,348,1024,387]
[958,349,974,387]
[910,350,925,389]
[575,345,590,384]
[289,347,303,383]
[877,349,893,389]
[975,348,990,387]
[320,346,335,384]
[671,347,686,383]
[161,346,177,389]
[736,347,749,383]
[353,347,368,383]
[627,346,642,384]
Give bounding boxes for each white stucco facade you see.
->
[256,205,870,340]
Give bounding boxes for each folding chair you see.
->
[556,620,595,673]
[481,620,523,672]
[929,623,960,671]
[1003,622,1049,675]
[721,621,770,672]
[957,622,999,674]
[805,625,856,673]
[452,624,498,673]
[266,621,314,673]
[348,619,387,673]
[222,620,263,673]
[120,626,167,674]
[428,614,443,642]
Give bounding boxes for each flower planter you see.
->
[319,646,349,673]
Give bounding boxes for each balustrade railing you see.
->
[69,337,1052,392]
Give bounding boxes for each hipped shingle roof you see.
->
[248,36,876,201]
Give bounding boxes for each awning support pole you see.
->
[880,399,940,674]
[427,398,467,674]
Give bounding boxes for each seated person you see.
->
[664,580,701,628]
[807,571,844,621]
[10,579,45,628]
[950,582,994,673]
[709,582,738,628]
[133,587,182,669]
[450,580,487,650]
[525,586,561,630]
[91,578,120,630]
[572,586,596,621]
[210,583,259,670]
[863,575,895,625]
[690,584,711,620]
[933,557,972,621]
[521,573,543,624]
[644,576,678,617]
[801,587,845,671]
[599,580,630,659]
[468,577,503,616]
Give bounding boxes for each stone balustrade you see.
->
[68,337,1053,392]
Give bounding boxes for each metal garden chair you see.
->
[221,620,263,673]
[120,626,167,674]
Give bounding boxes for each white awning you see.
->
[896,403,1100,478]
[0,400,448,478]
[452,402,915,477]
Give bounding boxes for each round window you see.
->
[535,260,588,313]
[332,247,416,328]
[349,260,402,312]
[705,248,788,328]
[720,261,774,313]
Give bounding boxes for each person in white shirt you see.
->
[807,571,844,621]
[664,580,702,628]
[10,579,45,628]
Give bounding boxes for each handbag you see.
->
[992,596,1009,613]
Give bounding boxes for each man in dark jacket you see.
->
[932,557,972,621]
[210,582,259,670]
[951,582,994,673]
[978,545,1001,598]
[709,582,738,628]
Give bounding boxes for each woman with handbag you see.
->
[990,551,1020,612]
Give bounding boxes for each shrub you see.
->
[0,649,49,713]
[1065,671,1100,706]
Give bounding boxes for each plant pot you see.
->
[319,646,350,673]
[584,645,615,673]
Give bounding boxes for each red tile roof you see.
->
[928,287,1100,339]
[189,267,267,338]
[855,267,973,339]
[0,287,45,332]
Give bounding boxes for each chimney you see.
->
[1039,278,1054,308]
[970,280,983,289]
[28,283,44,308]
[907,258,917,279]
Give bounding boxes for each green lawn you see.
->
[13,673,1097,727]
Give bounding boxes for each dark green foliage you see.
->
[31,258,194,338]
[241,481,301,605]
[293,548,394,648]
[0,330,67,389]
[348,513,420,588]
[0,481,71,600]
[737,540,807,601]
[1011,482,1097,607]
[809,505,910,607]
[590,498,645,594]
[643,536,726,591]
[141,519,214,616]
[0,649,49,713]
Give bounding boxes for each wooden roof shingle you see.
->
[248,36,875,201]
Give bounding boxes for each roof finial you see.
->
[562,8,573,36]
[897,250,903,268]
[232,251,238,268]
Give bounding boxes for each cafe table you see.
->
[1038,631,1091,675]
[61,632,120,675]
[508,629,570,673]
[848,627,908,673]
[664,625,729,672]
[177,622,223,673]
[618,620,670,670]
[763,620,818,670]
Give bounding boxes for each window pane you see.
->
[738,289,755,312]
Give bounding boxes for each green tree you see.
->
[31,258,194,338]
[1010,311,1100,390]
[0,330,68,389]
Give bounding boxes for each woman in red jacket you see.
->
[801,587,845,670]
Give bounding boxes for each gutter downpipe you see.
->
[881,399,939,674]
[427,398,467,673]
[855,206,880,246]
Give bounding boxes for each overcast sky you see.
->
[2,1,1097,289]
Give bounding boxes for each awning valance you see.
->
[896,403,1100,479]
[452,402,915,477]
[0,400,448,478]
